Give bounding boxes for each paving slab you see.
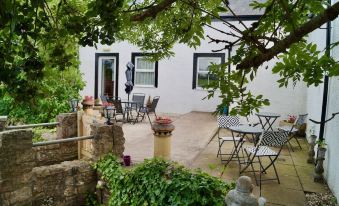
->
[123,112,217,165]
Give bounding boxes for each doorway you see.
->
[95,53,119,99]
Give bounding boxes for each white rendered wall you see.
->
[323,9,339,199]
[79,20,307,118]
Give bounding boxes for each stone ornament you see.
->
[225,176,266,206]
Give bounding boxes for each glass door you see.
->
[98,57,116,98]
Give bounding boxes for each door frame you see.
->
[94,53,119,99]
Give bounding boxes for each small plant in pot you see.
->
[316,139,327,158]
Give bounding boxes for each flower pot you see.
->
[123,155,131,166]
[317,147,327,159]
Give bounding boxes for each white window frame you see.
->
[134,56,156,87]
[98,56,116,96]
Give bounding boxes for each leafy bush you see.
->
[94,154,233,206]
[0,67,84,124]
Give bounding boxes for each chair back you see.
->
[295,114,308,127]
[257,131,289,147]
[132,93,146,108]
[149,96,160,113]
[112,99,124,114]
[217,115,240,129]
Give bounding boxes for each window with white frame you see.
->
[193,53,225,89]
[132,53,158,87]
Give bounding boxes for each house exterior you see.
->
[79,20,307,118]
[79,0,339,200]
[306,0,339,199]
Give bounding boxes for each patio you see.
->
[123,111,329,205]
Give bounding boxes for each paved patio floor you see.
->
[190,129,329,206]
[122,111,328,205]
[123,111,217,165]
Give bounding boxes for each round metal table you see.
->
[256,112,281,131]
[221,125,263,174]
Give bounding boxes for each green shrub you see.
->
[94,154,233,206]
[0,66,84,124]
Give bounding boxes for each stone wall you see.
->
[0,120,125,206]
[32,160,96,206]
[87,123,125,161]
[33,142,78,167]
[33,113,78,166]
[56,113,78,139]
[0,130,35,206]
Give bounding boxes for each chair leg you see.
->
[294,136,303,150]
[269,156,280,184]
[146,112,152,125]
[288,140,294,152]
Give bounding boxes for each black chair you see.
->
[216,115,242,163]
[278,114,308,151]
[131,93,146,111]
[111,98,125,121]
[134,96,160,124]
[241,130,289,195]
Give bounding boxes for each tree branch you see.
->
[237,2,339,70]
[130,0,177,21]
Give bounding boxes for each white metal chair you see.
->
[241,130,289,195]
[278,114,307,151]
[216,115,242,162]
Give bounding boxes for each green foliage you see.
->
[94,154,233,206]
[0,66,84,124]
[1,0,339,117]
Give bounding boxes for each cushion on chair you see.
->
[220,136,242,141]
[245,146,277,156]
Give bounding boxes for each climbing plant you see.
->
[94,154,233,205]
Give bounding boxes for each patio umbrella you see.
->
[125,61,134,101]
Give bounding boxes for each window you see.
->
[132,53,158,87]
[192,53,225,89]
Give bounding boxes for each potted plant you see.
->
[316,139,327,158]
[314,139,327,182]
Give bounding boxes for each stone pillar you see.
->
[88,123,125,161]
[225,176,266,206]
[0,130,34,205]
[152,123,175,160]
[56,113,78,139]
[0,116,7,131]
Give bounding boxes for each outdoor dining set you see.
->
[100,93,160,125]
[217,112,308,194]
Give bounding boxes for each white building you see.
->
[79,1,339,200]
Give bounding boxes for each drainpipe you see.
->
[319,0,332,141]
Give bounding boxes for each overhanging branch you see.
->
[236,1,339,70]
[130,0,177,21]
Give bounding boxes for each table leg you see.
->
[266,117,278,131]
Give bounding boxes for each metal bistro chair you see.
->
[131,93,146,111]
[134,96,160,125]
[111,98,125,121]
[278,114,308,151]
[241,130,289,195]
[216,115,242,162]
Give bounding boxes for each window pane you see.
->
[135,72,155,85]
[197,73,208,87]
[136,58,154,70]
[102,59,115,97]
[208,74,218,86]
[198,57,221,72]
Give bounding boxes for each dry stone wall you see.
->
[33,142,78,167]
[32,160,96,206]
[0,118,125,206]
[0,130,34,206]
